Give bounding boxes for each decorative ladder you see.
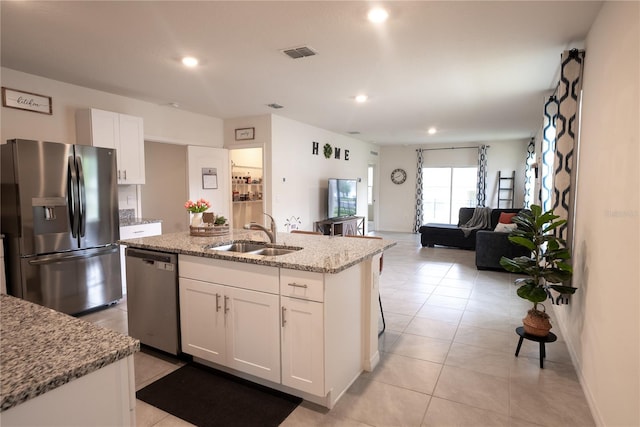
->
[498,170,515,208]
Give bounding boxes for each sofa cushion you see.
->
[494,222,518,233]
[498,212,517,224]
[489,208,522,228]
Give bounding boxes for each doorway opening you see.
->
[230,147,264,227]
[367,164,376,231]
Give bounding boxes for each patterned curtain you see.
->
[541,95,558,210]
[524,137,535,208]
[413,149,424,233]
[552,49,585,243]
[476,145,488,207]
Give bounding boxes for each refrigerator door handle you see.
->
[67,155,80,238]
[76,155,87,237]
[27,245,119,265]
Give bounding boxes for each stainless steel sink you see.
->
[251,247,298,256]
[205,241,302,256]
[207,242,267,253]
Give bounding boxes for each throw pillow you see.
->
[499,212,517,224]
[494,222,518,233]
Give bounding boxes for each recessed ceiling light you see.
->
[368,8,389,23]
[181,56,199,67]
[355,94,368,103]
[428,127,437,135]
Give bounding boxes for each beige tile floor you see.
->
[83,232,595,426]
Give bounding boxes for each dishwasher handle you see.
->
[126,248,175,264]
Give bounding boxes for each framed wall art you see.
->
[1,87,52,115]
[235,127,255,140]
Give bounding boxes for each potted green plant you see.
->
[500,204,577,336]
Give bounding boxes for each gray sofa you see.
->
[418,207,529,270]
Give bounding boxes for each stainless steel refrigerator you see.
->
[1,139,122,315]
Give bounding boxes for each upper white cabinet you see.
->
[76,108,146,184]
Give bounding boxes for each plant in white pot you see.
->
[500,204,577,337]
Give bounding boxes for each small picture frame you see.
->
[202,167,218,189]
[235,127,255,141]
[2,87,52,115]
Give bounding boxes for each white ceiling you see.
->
[0,1,602,146]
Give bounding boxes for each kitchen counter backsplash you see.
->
[119,217,163,227]
[119,209,135,222]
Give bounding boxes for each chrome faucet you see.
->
[244,213,277,243]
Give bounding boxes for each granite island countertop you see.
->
[120,230,396,274]
[0,295,139,412]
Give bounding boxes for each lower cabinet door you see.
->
[179,278,226,364]
[226,287,281,383]
[281,296,324,396]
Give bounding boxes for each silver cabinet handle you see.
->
[287,282,308,289]
[224,295,229,313]
[282,306,286,327]
[123,170,127,180]
[118,170,121,180]
[215,293,221,312]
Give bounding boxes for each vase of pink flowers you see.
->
[184,198,211,227]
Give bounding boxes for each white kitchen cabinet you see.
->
[279,266,363,407]
[225,286,280,382]
[178,255,280,383]
[76,108,146,184]
[178,254,366,408]
[179,277,226,365]
[280,269,325,396]
[280,295,324,395]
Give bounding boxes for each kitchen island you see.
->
[0,294,139,426]
[121,230,395,408]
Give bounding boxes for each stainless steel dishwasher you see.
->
[126,248,179,355]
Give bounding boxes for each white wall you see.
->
[378,140,528,232]
[187,146,231,226]
[554,3,639,426]
[1,68,224,147]
[270,115,377,232]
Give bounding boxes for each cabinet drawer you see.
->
[120,222,161,239]
[280,269,324,302]
[179,255,279,294]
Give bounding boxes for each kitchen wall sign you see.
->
[235,127,255,140]
[1,87,52,115]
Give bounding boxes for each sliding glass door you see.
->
[422,167,477,224]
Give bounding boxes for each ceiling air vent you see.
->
[267,103,284,109]
[282,46,317,59]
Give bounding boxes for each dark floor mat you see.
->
[137,363,301,427]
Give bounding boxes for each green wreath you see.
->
[323,143,333,159]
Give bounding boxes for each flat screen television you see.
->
[327,178,357,218]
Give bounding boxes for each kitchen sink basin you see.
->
[251,247,298,256]
[209,242,267,253]
[206,241,302,256]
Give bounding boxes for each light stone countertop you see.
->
[120,230,396,274]
[0,294,139,412]
[119,217,163,227]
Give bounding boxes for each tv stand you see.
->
[314,216,365,236]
